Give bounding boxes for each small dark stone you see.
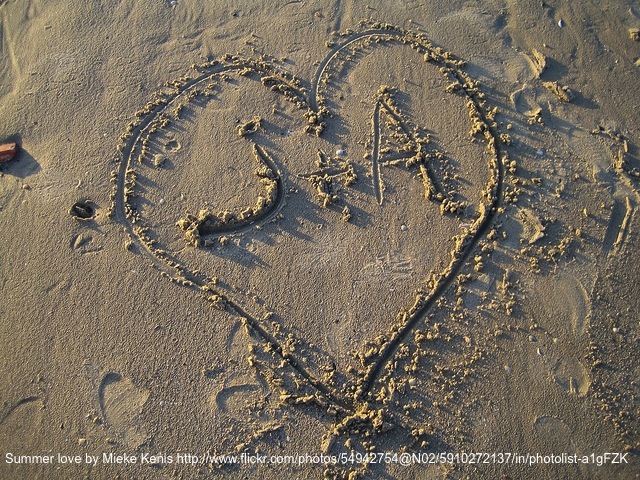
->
[70,201,96,220]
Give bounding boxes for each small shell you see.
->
[336,149,346,157]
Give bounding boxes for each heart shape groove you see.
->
[110,21,503,422]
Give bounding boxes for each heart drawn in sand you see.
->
[110,21,503,419]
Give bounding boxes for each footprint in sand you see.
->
[0,396,44,438]
[208,320,268,420]
[212,380,265,417]
[549,357,591,397]
[70,232,103,254]
[528,272,592,397]
[533,415,577,453]
[0,396,45,478]
[532,415,597,478]
[98,373,149,448]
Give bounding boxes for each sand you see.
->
[0,0,638,479]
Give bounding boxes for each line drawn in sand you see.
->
[368,88,448,207]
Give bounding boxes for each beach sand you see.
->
[0,0,638,478]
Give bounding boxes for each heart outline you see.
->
[109,21,504,418]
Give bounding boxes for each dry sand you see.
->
[0,0,639,479]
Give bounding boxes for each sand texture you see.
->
[0,1,639,479]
